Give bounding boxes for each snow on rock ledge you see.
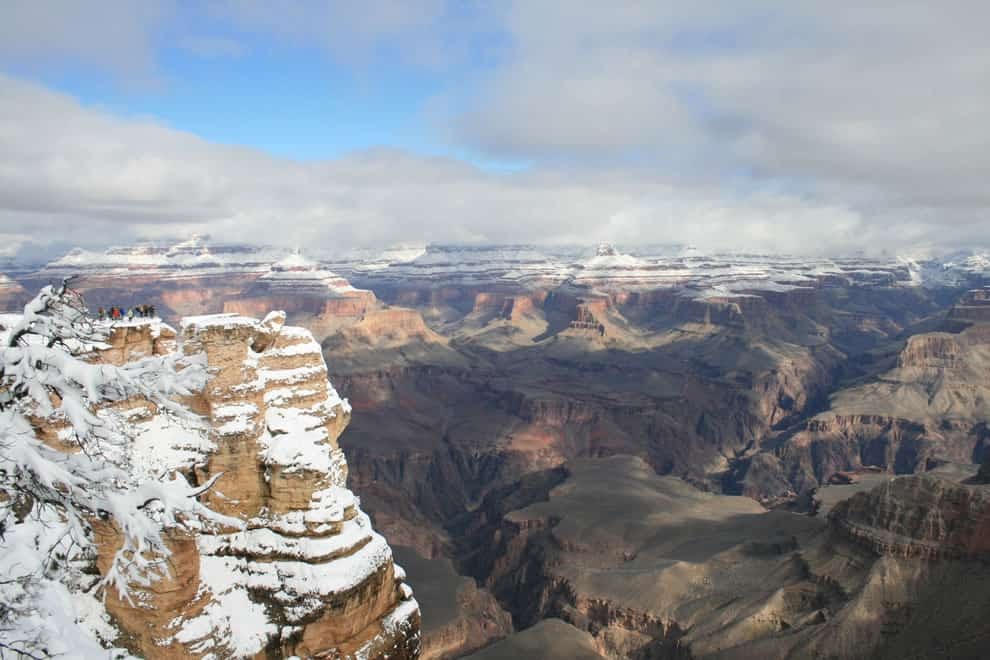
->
[94,314,420,658]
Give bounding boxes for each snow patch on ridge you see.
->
[131,414,214,475]
[172,564,277,657]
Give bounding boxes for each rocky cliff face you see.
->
[390,547,514,660]
[338,309,445,347]
[221,257,378,324]
[91,314,421,659]
[948,286,990,323]
[471,292,542,322]
[829,474,990,560]
[740,320,990,502]
[896,332,964,368]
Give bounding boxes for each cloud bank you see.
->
[0,75,872,255]
[1,1,988,256]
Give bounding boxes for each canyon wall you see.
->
[739,313,990,502]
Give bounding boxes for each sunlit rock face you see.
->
[92,314,420,659]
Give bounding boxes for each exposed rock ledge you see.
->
[89,314,421,658]
[829,474,990,560]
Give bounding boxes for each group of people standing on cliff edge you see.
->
[97,304,156,321]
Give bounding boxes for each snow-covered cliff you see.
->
[4,309,420,658]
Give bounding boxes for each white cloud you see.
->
[453,2,990,235]
[0,2,988,254]
[0,74,887,255]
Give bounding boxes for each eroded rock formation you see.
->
[91,314,421,658]
[740,317,990,502]
[948,286,990,323]
[829,474,990,560]
[222,254,378,323]
[392,547,513,659]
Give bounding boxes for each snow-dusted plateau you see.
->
[20,235,990,294]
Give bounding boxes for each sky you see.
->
[1,1,988,259]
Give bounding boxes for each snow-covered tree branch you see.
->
[0,281,236,657]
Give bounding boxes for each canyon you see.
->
[4,238,990,658]
[453,455,990,658]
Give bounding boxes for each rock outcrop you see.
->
[95,319,178,364]
[222,254,378,321]
[335,308,445,347]
[92,314,421,658]
[948,286,990,323]
[471,293,542,322]
[829,474,990,560]
[896,332,964,368]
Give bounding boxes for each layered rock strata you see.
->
[948,286,990,323]
[740,320,990,501]
[222,254,378,321]
[829,474,990,560]
[93,314,421,658]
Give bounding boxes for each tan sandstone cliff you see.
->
[89,313,421,659]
